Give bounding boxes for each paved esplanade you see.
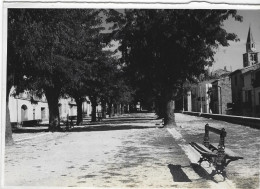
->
[4,113,259,188]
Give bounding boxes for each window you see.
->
[235,75,237,86]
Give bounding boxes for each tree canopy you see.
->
[107,9,242,125]
[7,9,105,130]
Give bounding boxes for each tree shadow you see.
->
[82,117,157,125]
[12,128,49,133]
[168,164,192,182]
[12,124,155,133]
[11,115,158,133]
[69,125,155,132]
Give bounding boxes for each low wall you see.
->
[183,111,260,129]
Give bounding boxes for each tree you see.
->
[84,51,122,122]
[106,70,134,116]
[107,9,242,126]
[57,11,104,125]
[7,9,105,131]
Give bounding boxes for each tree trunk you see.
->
[101,100,106,119]
[163,88,178,127]
[6,101,14,146]
[90,96,97,122]
[114,103,117,115]
[108,102,113,117]
[111,104,115,117]
[5,83,14,145]
[45,88,61,131]
[75,97,83,125]
[155,96,165,119]
[121,104,124,114]
[117,104,121,115]
[164,99,175,126]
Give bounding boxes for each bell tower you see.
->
[243,26,259,67]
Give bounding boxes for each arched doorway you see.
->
[21,105,28,121]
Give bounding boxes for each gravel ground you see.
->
[3,113,260,188]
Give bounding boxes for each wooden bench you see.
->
[190,123,243,178]
[61,115,77,130]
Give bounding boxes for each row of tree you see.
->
[6,9,133,145]
[6,9,243,145]
[106,9,242,125]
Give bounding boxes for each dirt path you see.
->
[4,113,259,188]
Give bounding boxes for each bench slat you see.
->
[207,126,226,136]
[190,142,217,157]
[210,143,243,160]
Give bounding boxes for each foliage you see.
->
[106,9,242,123]
[7,9,106,128]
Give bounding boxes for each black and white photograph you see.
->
[1,1,260,188]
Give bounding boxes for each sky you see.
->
[213,10,260,72]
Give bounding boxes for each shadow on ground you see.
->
[82,117,156,125]
[69,125,155,132]
[168,163,219,183]
[12,117,157,133]
[168,164,192,182]
[13,128,49,133]
[190,163,217,183]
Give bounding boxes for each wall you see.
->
[230,71,243,115]
[9,96,49,123]
[219,77,232,115]
[190,82,211,113]
[183,111,260,129]
[8,86,94,124]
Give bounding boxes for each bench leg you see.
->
[198,156,214,166]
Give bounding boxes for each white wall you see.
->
[9,96,49,123]
[193,82,212,113]
[8,88,93,123]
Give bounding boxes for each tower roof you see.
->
[247,26,255,44]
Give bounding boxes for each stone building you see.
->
[230,26,260,117]
[190,81,212,113]
[210,76,232,114]
[229,69,244,115]
[241,63,260,117]
[184,68,231,114]
[8,87,49,124]
[243,26,259,67]
[8,87,92,125]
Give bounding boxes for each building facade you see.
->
[229,69,244,115]
[9,87,92,125]
[9,88,49,124]
[210,77,232,115]
[230,26,260,117]
[190,81,212,113]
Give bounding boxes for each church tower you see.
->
[243,26,259,67]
